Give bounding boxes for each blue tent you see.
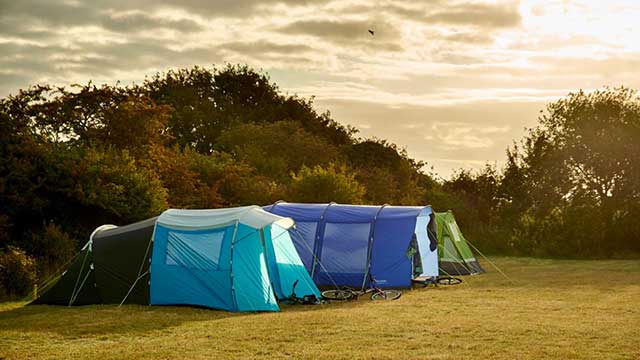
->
[264,202,438,288]
[150,206,320,312]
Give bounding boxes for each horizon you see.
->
[2,0,639,177]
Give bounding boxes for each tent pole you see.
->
[68,246,91,306]
[229,220,240,311]
[118,227,156,307]
[311,202,335,279]
[361,204,388,291]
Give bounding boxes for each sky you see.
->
[2,0,640,178]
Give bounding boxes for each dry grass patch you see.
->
[1,257,639,359]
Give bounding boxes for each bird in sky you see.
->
[368,29,374,36]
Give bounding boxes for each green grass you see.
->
[1,257,639,359]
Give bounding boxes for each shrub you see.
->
[0,246,37,301]
[290,164,365,203]
[22,223,76,279]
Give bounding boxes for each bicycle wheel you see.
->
[322,289,354,301]
[371,289,401,301]
[437,277,462,285]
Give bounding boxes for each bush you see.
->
[0,246,37,301]
[22,223,76,279]
[290,164,365,203]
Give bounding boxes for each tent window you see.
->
[290,221,317,271]
[448,222,461,242]
[322,222,370,273]
[295,222,318,245]
[165,230,225,270]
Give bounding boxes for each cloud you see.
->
[277,19,403,51]
[0,1,204,34]
[221,41,314,56]
[424,2,522,28]
[443,32,494,44]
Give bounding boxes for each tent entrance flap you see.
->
[414,209,439,277]
[150,224,236,310]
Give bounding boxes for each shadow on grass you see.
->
[0,294,382,339]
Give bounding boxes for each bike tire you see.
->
[371,289,402,301]
[321,289,354,301]
[437,277,463,285]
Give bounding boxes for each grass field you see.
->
[1,257,639,359]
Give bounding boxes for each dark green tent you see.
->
[31,217,156,306]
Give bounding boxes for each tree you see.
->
[347,139,427,204]
[500,87,640,256]
[217,121,342,182]
[290,164,365,203]
[144,65,355,154]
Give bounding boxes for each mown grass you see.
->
[1,257,639,359]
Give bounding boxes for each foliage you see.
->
[347,139,426,204]
[0,246,36,300]
[21,224,75,279]
[217,121,341,181]
[441,87,640,257]
[290,164,365,203]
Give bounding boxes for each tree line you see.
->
[1,65,638,299]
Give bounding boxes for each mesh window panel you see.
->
[291,221,318,270]
[165,230,225,270]
[322,222,371,274]
[448,222,462,242]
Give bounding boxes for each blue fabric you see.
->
[266,203,433,288]
[150,225,235,310]
[265,224,321,299]
[232,224,279,312]
[316,222,370,286]
[289,221,317,271]
[369,207,421,287]
[151,208,319,312]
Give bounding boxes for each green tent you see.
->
[435,211,484,275]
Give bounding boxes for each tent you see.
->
[264,202,439,289]
[32,206,320,312]
[436,211,484,275]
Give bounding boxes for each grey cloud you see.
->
[343,1,521,30]
[0,0,204,36]
[101,13,203,33]
[278,19,402,51]
[221,41,314,55]
[93,0,333,17]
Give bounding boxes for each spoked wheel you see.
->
[322,289,354,301]
[371,289,402,301]
[437,277,463,285]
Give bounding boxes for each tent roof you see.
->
[158,206,294,230]
[265,202,432,223]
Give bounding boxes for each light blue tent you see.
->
[264,202,439,289]
[150,206,320,312]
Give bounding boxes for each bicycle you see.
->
[285,280,324,305]
[322,274,402,301]
[412,275,463,287]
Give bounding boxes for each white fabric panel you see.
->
[415,212,439,277]
[158,206,294,230]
